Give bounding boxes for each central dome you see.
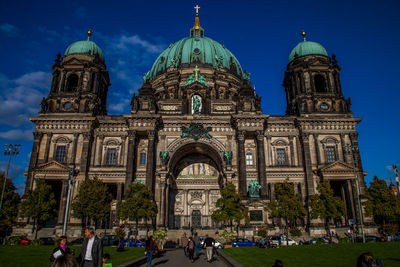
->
[149,36,244,81]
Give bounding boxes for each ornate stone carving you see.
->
[181,123,212,141]
[159,150,170,166]
[190,191,203,199]
[248,179,261,198]
[223,150,233,166]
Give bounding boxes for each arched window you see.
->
[246,153,253,165]
[66,74,78,92]
[314,74,326,93]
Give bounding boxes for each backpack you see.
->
[188,240,194,250]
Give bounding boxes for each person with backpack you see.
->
[187,237,195,263]
[203,234,215,263]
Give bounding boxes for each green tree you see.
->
[0,176,21,239]
[117,183,157,241]
[365,176,400,226]
[20,179,57,239]
[310,181,345,240]
[211,184,249,233]
[71,177,112,227]
[268,179,306,243]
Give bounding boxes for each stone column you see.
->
[117,182,123,201]
[69,133,79,165]
[125,130,136,192]
[346,179,357,220]
[25,132,43,194]
[236,130,247,196]
[296,136,303,167]
[271,183,275,201]
[289,135,295,166]
[96,135,104,166]
[299,132,315,196]
[340,133,348,163]
[43,133,52,163]
[146,130,156,191]
[57,180,68,224]
[159,180,166,227]
[80,132,92,178]
[266,136,272,166]
[350,132,366,195]
[313,134,320,166]
[165,178,170,227]
[256,131,267,197]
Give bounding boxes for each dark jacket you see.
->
[78,236,103,267]
[50,245,72,262]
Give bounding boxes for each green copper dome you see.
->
[289,40,328,62]
[65,38,104,62]
[149,36,244,80]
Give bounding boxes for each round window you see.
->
[63,102,72,110]
[193,48,201,54]
[320,103,329,110]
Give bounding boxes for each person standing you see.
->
[203,234,215,263]
[193,233,200,258]
[180,232,188,257]
[78,227,103,267]
[145,236,157,267]
[187,237,195,263]
[50,236,72,262]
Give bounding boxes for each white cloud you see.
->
[0,129,33,141]
[0,71,51,126]
[0,23,17,35]
[115,35,165,54]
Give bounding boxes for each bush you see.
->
[339,237,351,244]
[31,239,44,246]
[220,230,237,244]
[257,228,268,238]
[289,227,302,237]
[153,229,168,249]
[7,236,21,246]
[383,223,398,235]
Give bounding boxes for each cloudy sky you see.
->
[0,0,399,193]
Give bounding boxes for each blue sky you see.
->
[0,0,399,194]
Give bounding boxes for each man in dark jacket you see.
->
[78,227,103,267]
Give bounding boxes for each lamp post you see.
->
[345,144,365,243]
[0,144,20,212]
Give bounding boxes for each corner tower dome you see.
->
[64,30,105,62]
[149,9,244,81]
[289,31,328,62]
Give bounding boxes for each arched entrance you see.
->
[166,141,226,229]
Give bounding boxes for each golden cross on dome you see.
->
[194,5,200,15]
[194,65,200,80]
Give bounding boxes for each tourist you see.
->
[356,252,382,267]
[203,234,215,262]
[52,254,79,267]
[187,237,195,263]
[78,227,103,267]
[180,232,188,257]
[193,232,200,258]
[145,236,157,267]
[50,235,72,262]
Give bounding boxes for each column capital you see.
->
[237,130,246,141]
[128,130,136,138]
[73,132,79,138]
[147,130,155,140]
[83,132,91,141]
[256,130,264,141]
[33,132,43,140]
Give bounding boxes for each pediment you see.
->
[319,160,354,173]
[62,57,85,65]
[35,160,70,173]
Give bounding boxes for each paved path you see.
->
[139,249,227,267]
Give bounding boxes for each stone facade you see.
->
[19,17,374,237]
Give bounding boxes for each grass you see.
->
[0,245,144,267]
[223,242,400,267]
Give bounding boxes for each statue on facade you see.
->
[223,150,233,166]
[40,97,48,113]
[159,150,170,166]
[192,95,202,114]
[248,179,261,198]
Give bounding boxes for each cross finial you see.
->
[194,65,200,80]
[194,5,200,15]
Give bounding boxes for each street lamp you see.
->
[0,144,20,212]
[345,144,365,243]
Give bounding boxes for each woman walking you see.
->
[187,237,195,263]
[145,236,157,267]
[50,236,72,262]
[193,233,200,259]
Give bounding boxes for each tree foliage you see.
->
[117,183,157,239]
[19,179,57,239]
[268,179,306,226]
[71,177,112,226]
[310,181,345,238]
[365,176,400,226]
[211,183,249,231]
[0,176,20,237]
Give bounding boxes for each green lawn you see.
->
[223,242,400,267]
[0,245,144,267]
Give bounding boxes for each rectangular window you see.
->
[106,148,117,165]
[55,145,66,163]
[250,210,263,221]
[246,153,253,165]
[276,148,286,165]
[326,146,336,163]
[139,153,146,165]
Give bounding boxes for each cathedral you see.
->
[20,7,373,236]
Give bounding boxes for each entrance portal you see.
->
[192,210,201,228]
